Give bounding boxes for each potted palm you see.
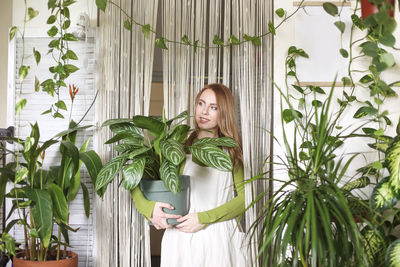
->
[95,110,237,221]
[0,122,102,266]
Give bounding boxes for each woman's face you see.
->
[195,89,219,138]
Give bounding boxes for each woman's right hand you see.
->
[150,202,182,230]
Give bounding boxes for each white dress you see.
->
[160,155,248,267]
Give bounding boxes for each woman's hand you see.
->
[175,213,204,233]
[150,202,182,230]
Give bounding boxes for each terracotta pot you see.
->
[360,0,395,19]
[13,251,78,267]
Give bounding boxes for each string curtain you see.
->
[96,0,158,266]
[161,1,273,266]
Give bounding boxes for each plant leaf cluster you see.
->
[95,111,237,194]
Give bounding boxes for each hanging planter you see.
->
[140,175,190,225]
[13,251,78,267]
[360,0,395,19]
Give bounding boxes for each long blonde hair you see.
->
[186,83,243,170]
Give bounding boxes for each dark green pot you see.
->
[140,175,190,225]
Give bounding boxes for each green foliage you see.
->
[96,110,237,195]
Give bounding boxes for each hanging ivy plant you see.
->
[39,0,80,119]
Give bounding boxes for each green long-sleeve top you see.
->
[130,160,245,226]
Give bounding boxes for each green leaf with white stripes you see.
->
[342,177,370,192]
[386,137,400,194]
[169,125,190,143]
[193,137,237,148]
[370,177,398,210]
[102,118,132,127]
[159,160,180,194]
[115,143,138,153]
[189,144,233,172]
[122,157,146,190]
[110,122,143,138]
[95,154,128,191]
[133,115,165,138]
[166,110,188,126]
[385,239,400,267]
[160,139,185,165]
[105,133,143,145]
[127,147,151,159]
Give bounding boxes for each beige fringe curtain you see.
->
[96,0,158,266]
[161,1,273,266]
[97,0,273,266]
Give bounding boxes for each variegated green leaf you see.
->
[122,157,146,190]
[385,239,400,267]
[189,144,233,172]
[127,147,151,159]
[361,227,387,265]
[95,154,128,191]
[115,143,139,153]
[193,137,237,148]
[102,118,132,127]
[166,110,188,125]
[368,142,389,153]
[386,137,400,194]
[160,139,185,165]
[370,177,398,210]
[110,122,143,138]
[133,115,165,138]
[159,160,180,194]
[105,133,142,145]
[342,177,370,192]
[169,125,190,143]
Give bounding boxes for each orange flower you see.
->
[69,84,79,101]
[40,150,45,161]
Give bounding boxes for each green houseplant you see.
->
[94,111,237,218]
[0,122,102,265]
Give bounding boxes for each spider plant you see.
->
[248,46,367,266]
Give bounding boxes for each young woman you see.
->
[131,83,247,266]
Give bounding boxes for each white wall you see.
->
[273,0,400,181]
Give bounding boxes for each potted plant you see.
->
[0,122,102,266]
[95,110,237,221]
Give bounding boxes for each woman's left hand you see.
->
[175,213,204,233]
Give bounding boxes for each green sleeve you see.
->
[197,165,245,225]
[130,187,156,220]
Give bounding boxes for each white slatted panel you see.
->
[11,32,97,267]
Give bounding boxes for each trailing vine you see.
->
[96,0,306,50]
[40,0,80,119]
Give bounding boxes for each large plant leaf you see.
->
[79,151,103,186]
[122,157,146,190]
[189,144,233,171]
[110,122,143,138]
[386,136,400,194]
[385,239,400,267]
[102,118,132,127]
[361,227,387,265]
[24,188,52,248]
[169,125,190,143]
[159,160,180,194]
[127,147,151,159]
[342,177,370,192]
[95,154,128,191]
[115,143,141,153]
[160,139,185,165]
[193,137,237,148]
[53,125,91,138]
[81,183,90,217]
[370,177,398,210]
[133,115,165,138]
[105,132,143,145]
[47,184,68,224]
[166,110,188,125]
